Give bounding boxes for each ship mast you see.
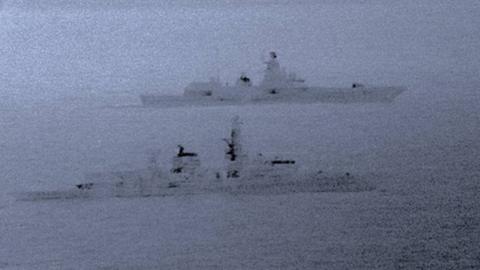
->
[224,116,246,178]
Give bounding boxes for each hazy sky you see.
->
[1,0,479,104]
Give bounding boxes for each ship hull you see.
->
[140,86,405,107]
[15,168,374,202]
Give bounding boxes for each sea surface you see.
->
[0,83,478,269]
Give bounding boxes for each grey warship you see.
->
[140,52,405,107]
[15,117,374,202]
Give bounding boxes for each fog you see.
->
[0,1,479,269]
[1,0,479,106]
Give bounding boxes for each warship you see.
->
[140,52,405,107]
[15,117,374,202]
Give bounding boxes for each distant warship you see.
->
[140,52,405,107]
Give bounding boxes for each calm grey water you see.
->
[0,87,478,269]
